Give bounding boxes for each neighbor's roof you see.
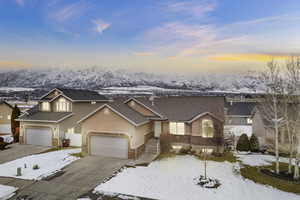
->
[0,101,13,109]
[226,102,257,116]
[135,96,225,122]
[18,111,73,123]
[41,88,108,101]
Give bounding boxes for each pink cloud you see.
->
[92,19,111,34]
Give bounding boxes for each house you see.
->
[18,88,109,147]
[78,96,225,158]
[18,88,225,159]
[0,101,13,135]
[252,107,299,154]
[224,101,256,140]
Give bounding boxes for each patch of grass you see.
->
[240,162,300,195]
[39,146,77,154]
[197,151,237,163]
[71,152,85,158]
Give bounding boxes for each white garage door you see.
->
[90,135,128,159]
[26,127,52,146]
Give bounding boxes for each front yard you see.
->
[90,153,300,200]
[0,148,80,180]
[0,184,18,200]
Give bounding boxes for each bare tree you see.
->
[260,60,284,174]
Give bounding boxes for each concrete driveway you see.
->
[0,143,50,164]
[8,156,129,200]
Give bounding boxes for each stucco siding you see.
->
[0,104,12,125]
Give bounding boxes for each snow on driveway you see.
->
[94,155,300,200]
[0,185,18,200]
[0,149,80,180]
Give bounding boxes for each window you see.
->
[202,119,214,138]
[7,115,11,120]
[67,128,74,134]
[41,102,50,111]
[56,98,70,112]
[247,118,253,124]
[91,101,96,104]
[169,122,185,135]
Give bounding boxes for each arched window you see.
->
[202,119,214,138]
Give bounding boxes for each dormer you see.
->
[53,96,72,112]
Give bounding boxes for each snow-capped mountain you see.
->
[0,67,265,92]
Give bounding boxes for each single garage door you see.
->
[26,127,52,146]
[90,135,128,159]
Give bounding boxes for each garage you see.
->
[90,134,128,159]
[25,127,52,146]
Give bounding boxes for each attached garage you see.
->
[25,127,52,146]
[90,134,128,159]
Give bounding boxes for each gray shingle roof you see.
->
[135,96,225,122]
[226,102,257,116]
[18,111,73,122]
[41,88,108,101]
[107,99,148,125]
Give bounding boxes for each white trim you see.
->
[49,94,74,103]
[39,88,63,100]
[16,113,73,123]
[124,98,164,118]
[77,104,149,126]
[187,112,224,123]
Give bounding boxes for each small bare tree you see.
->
[260,60,284,174]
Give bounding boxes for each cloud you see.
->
[133,52,155,56]
[15,0,25,6]
[50,1,87,23]
[92,19,111,34]
[0,61,31,68]
[167,0,217,18]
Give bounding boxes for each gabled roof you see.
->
[226,102,257,116]
[0,101,13,109]
[78,99,149,126]
[17,111,73,123]
[40,88,108,102]
[135,96,225,122]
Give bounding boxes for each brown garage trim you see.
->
[23,125,55,146]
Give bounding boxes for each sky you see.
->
[0,0,300,74]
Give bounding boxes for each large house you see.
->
[18,88,225,159]
[0,101,13,135]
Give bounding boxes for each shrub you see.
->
[236,134,250,152]
[33,164,40,170]
[249,134,260,152]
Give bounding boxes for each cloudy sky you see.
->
[0,0,300,74]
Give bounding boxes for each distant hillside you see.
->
[0,67,265,92]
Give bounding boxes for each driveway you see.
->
[8,156,130,200]
[0,143,50,164]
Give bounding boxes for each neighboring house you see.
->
[78,96,225,158]
[0,101,13,135]
[18,88,226,159]
[18,88,109,147]
[224,101,256,139]
[252,108,299,154]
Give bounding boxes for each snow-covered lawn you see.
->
[236,153,298,167]
[94,155,300,200]
[0,185,18,200]
[0,149,80,180]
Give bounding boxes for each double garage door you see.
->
[90,135,128,159]
[25,127,52,146]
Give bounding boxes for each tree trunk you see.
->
[274,97,280,174]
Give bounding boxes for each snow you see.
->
[0,87,34,92]
[0,185,18,200]
[0,135,13,143]
[0,149,80,180]
[94,155,300,200]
